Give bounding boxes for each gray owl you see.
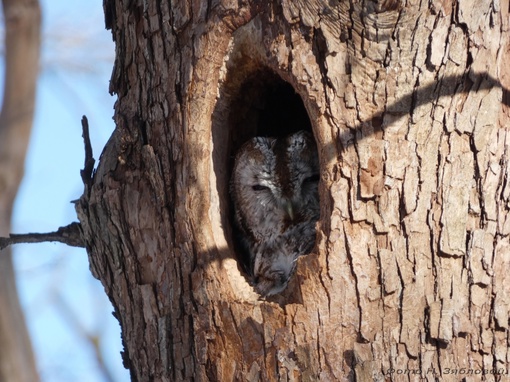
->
[230,130,320,296]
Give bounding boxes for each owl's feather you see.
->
[230,130,319,296]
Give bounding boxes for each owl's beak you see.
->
[283,200,295,221]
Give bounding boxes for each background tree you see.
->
[0,1,126,381]
[10,0,510,380]
[0,0,41,381]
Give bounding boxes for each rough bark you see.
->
[78,0,510,380]
[0,0,41,381]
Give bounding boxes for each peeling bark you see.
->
[79,0,510,380]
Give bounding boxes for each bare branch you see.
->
[0,222,84,251]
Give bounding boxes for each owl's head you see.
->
[231,130,319,226]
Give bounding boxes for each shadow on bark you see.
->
[210,65,508,297]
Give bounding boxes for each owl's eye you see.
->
[252,185,269,191]
[303,174,320,183]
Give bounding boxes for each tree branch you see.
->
[0,222,84,250]
[80,115,95,195]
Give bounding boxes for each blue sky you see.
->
[10,1,129,381]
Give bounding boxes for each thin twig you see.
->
[54,292,116,382]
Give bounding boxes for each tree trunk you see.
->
[78,0,510,380]
[0,0,41,381]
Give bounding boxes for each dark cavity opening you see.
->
[228,70,312,154]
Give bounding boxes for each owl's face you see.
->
[231,130,320,296]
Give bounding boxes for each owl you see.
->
[230,130,320,296]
